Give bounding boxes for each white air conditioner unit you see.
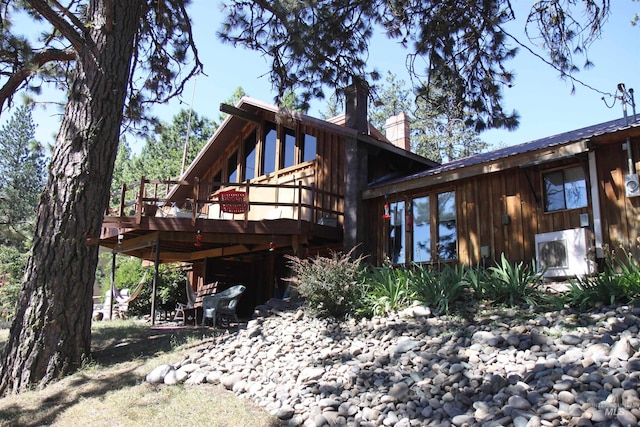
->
[535,228,596,278]
[624,174,640,197]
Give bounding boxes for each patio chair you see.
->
[201,284,246,329]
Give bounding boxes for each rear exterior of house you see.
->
[364,117,640,278]
[100,94,434,315]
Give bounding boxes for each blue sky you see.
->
[8,1,640,153]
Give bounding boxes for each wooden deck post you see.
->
[150,239,160,326]
[192,177,200,227]
[136,176,145,225]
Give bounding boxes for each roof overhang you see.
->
[363,139,590,199]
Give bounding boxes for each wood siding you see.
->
[370,132,640,269]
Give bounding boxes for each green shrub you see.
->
[0,245,28,321]
[285,249,367,319]
[485,254,545,306]
[361,264,414,316]
[409,263,466,315]
[465,264,491,300]
[101,256,188,317]
[615,250,640,299]
[564,250,637,309]
[565,272,626,309]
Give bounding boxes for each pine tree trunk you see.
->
[0,0,143,395]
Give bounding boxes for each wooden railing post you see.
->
[297,180,302,229]
[192,177,200,226]
[136,176,145,224]
[243,181,250,228]
[119,183,126,217]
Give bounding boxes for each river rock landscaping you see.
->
[146,301,640,427]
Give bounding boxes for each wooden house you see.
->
[100,90,435,316]
[364,115,640,278]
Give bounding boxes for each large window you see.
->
[543,166,587,212]
[387,191,457,264]
[264,123,277,175]
[437,192,457,260]
[244,130,257,181]
[227,151,238,183]
[412,196,431,262]
[388,201,405,264]
[302,133,316,162]
[283,128,296,169]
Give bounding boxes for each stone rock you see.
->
[144,303,640,427]
[297,367,325,384]
[561,334,582,345]
[392,338,421,355]
[146,364,173,384]
[220,373,244,390]
[610,336,632,361]
[277,405,295,420]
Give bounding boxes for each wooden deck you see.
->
[100,177,344,263]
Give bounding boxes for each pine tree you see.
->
[0,106,46,248]
[0,1,202,395]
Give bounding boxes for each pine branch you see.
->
[0,48,75,114]
[25,0,85,51]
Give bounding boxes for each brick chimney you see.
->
[385,112,410,151]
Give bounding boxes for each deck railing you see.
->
[107,176,344,228]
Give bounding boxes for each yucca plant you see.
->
[565,271,626,309]
[409,263,466,315]
[615,250,640,299]
[361,265,414,316]
[485,253,545,306]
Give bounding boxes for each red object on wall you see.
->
[382,203,391,220]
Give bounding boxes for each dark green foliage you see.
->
[220,1,611,132]
[105,256,187,317]
[0,245,27,321]
[285,249,367,319]
[565,247,640,309]
[409,263,467,315]
[0,106,46,248]
[485,254,546,306]
[360,265,414,316]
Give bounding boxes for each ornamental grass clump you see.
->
[485,253,546,307]
[409,263,467,315]
[565,245,640,309]
[360,264,414,316]
[285,249,367,319]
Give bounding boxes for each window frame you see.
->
[542,165,588,213]
[384,189,457,265]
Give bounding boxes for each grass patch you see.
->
[0,319,281,427]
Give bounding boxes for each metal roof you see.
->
[367,115,640,192]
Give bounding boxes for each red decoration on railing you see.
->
[194,230,202,247]
[218,190,247,214]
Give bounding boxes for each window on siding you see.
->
[284,128,295,169]
[244,130,257,181]
[412,196,431,262]
[438,192,457,260]
[302,133,316,162]
[543,166,587,212]
[227,151,238,184]
[388,200,406,264]
[264,123,277,175]
[405,191,457,263]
